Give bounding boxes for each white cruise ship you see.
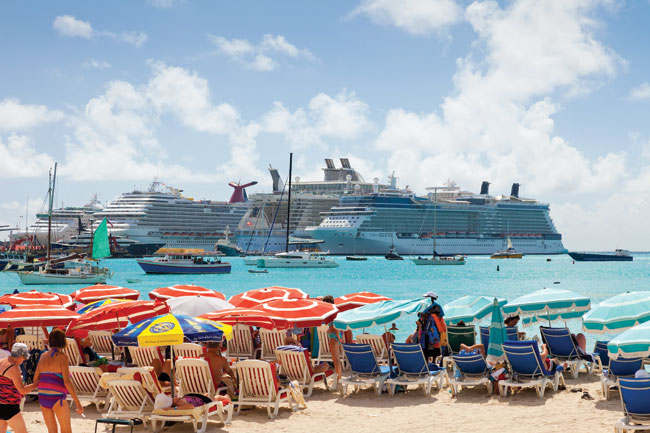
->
[91,181,255,250]
[236,158,385,254]
[306,181,566,255]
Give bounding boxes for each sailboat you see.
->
[490,236,524,259]
[17,164,112,284]
[412,186,465,266]
[255,153,338,269]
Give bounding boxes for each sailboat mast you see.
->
[433,188,437,256]
[46,163,57,262]
[285,153,293,253]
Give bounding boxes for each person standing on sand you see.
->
[321,296,343,383]
[0,343,38,433]
[33,329,83,433]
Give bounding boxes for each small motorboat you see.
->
[248,269,269,274]
[346,256,367,261]
[385,246,403,261]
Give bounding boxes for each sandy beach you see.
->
[21,375,621,433]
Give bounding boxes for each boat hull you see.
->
[412,258,465,265]
[567,252,633,262]
[17,271,108,285]
[137,260,231,274]
[490,254,523,259]
[256,258,338,268]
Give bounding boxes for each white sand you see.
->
[21,375,624,433]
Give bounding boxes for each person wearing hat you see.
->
[381,323,398,351]
[0,343,38,433]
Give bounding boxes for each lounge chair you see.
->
[539,326,593,378]
[601,357,643,399]
[449,352,492,397]
[104,379,155,425]
[443,325,476,369]
[226,324,259,360]
[356,334,390,365]
[69,366,111,411]
[129,346,163,368]
[479,326,519,349]
[176,358,216,397]
[614,378,650,433]
[173,343,203,359]
[591,340,610,374]
[340,343,394,396]
[500,340,566,399]
[16,334,45,352]
[387,343,448,396]
[151,399,233,432]
[88,331,117,358]
[276,345,336,397]
[63,338,84,366]
[236,359,297,419]
[259,328,287,362]
[117,367,165,396]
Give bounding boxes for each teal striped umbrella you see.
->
[487,298,507,363]
[582,291,650,334]
[502,287,590,325]
[333,298,429,330]
[608,320,650,360]
[444,296,507,325]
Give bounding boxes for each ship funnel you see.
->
[510,183,520,198]
[269,165,284,193]
[480,181,490,195]
[228,181,258,203]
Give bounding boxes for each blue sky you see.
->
[1,0,650,250]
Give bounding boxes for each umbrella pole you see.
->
[547,311,551,327]
[170,345,175,399]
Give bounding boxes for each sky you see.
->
[1,0,649,250]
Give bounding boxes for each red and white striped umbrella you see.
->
[251,298,338,328]
[199,307,289,330]
[0,305,80,328]
[149,285,225,301]
[335,291,392,312]
[72,285,140,304]
[229,286,308,308]
[66,300,170,334]
[0,290,75,310]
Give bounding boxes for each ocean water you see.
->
[1,254,648,346]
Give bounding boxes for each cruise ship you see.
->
[92,180,256,250]
[236,158,385,254]
[306,181,566,255]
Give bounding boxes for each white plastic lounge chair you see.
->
[601,357,644,399]
[614,377,650,433]
[129,346,163,368]
[500,340,565,399]
[104,379,155,425]
[259,329,286,362]
[69,366,111,411]
[340,343,393,396]
[151,399,233,432]
[387,343,448,396]
[236,360,297,419]
[449,353,492,396]
[173,343,203,359]
[226,324,258,360]
[357,334,390,365]
[16,334,45,352]
[117,367,165,395]
[88,331,117,358]
[276,346,336,397]
[176,358,216,397]
[63,338,84,366]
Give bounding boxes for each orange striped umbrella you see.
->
[251,298,338,328]
[228,286,308,308]
[199,307,289,330]
[334,291,392,312]
[72,285,140,304]
[149,285,225,301]
[0,305,80,328]
[0,290,75,310]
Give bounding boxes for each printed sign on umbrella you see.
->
[0,290,75,310]
[229,286,308,308]
[77,298,129,315]
[149,284,225,301]
[0,305,80,328]
[72,285,140,304]
[251,298,338,328]
[200,307,289,330]
[334,291,392,312]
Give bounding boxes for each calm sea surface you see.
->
[1,254,648,346]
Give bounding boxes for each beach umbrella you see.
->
[0,305,80,328]
[486,298,508,363]
[228,286,308,308]
[0,290,75,310]
[502,287,590,325]
[251,298,338,328]
[76,298,129,314]
[333,298,429,331]
[72,285,140,304]
[582,291,650,334]
[149,285,226,301]
[200,307,290,330]
[443,296,507,325]
[66,300,170,335]
[334,291,392,312]
[608,320,650,360]
[166,295,234,317]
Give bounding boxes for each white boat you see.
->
[412,255,465,266]
[18,260,111,285]
[255,251,338,268]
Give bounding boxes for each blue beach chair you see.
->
[386,343,448,396]
[449,352,492,397]
[601,357,644,399]
[614,378,650,433]
[500,340,566,398]
[479,326,519,349]
[340,344,394,396]
[539,326,593,378]
[591,340,610,374]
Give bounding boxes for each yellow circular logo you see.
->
[150,322,175,334]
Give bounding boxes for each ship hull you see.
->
[17,271,108,285]
[137,260,231,274]
[567,252,633,262]
[412,258,465,265]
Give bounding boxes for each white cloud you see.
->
[118,31,148,48]
[83,59,111,69]
[149,0,184,8]
[0,134,54,178]
[349,0,462,35]
[627,82,650,101]
[0,99,63,132]
[209,34,314,71]
[52,15,93,38]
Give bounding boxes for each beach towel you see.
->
[288,380,306,408]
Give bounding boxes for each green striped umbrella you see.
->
[444,296,507,325]
[608,320,650,360]
[332,298,429,330]
[582,291,650,334]
[502,287,590,325]
[487,298,507,363]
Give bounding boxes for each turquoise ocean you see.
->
[1,254,648,347]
